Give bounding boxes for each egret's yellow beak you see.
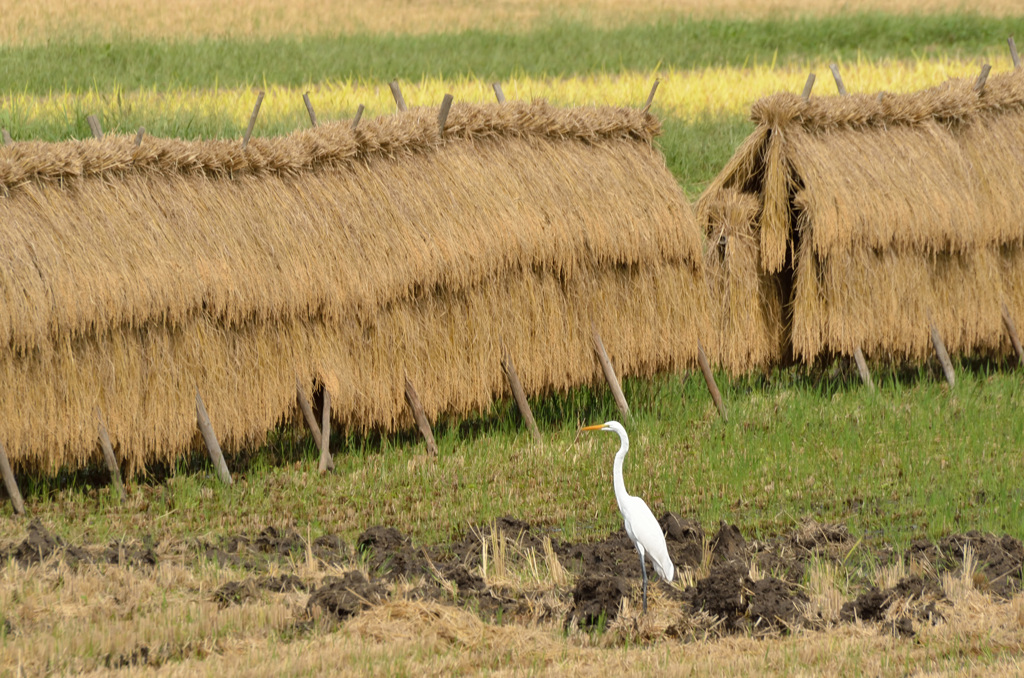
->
[581,424,605,431]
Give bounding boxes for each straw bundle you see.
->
[0,101,707,474]
[697,69,1024,369]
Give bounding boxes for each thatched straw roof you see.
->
[697,70,1024,372]
[0,101,707,474]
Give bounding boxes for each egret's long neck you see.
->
[612,429,631,508]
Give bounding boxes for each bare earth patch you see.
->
[2,516,1022,675]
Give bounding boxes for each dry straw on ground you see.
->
[697,69,1024,373]
[0,101,707,474]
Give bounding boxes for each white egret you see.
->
[582,420,674,613]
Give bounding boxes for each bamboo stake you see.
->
[404,377,438,455]
[492,82,506,104]
[2,129,11,145]
[438,93,454,135]
[242,90,265,149]
[1010,36,1021,69]
[351,104,365,129]
[195,391,233,485]
[829,64,847,96]
[801,73,816,100]
[303,92,318,127]
[696,341,727,421]
[389,80,408,112]
[0,441,25,515]
[641,79,660,114]
[974,64,992,92]
[296,379,323,450]
[592,326,629,418]
[501,351,542,445]
[1002,303,1024,366]
[927,312,955,388]
[87,114,104,139]
[96,408,126,502]
[318,389,334,473]
[853,347,875,391]
[134,127,145,147]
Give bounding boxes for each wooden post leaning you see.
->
[195,390,233,485]
[492,82,506,104]
[318,389,334,474]
[2,129,11,145]
[389,80,408,112]
[696,341,728,421]
[404,377,439,456]
[926,312,955,388]
[852,347,875,391]
[303,92,318,127]
[1010,36,1021,69]
[134,127,145,147]
[351,104,365,130]
[829,63,848,96]
[296,379,324,450]
[438,93,454,135]
[87,114,104,139]
[96,408,126,502]
[242,90,265,149]
[501,350,542,445]
[0,441,25,515]
[592,326,630,418]
[801,73,816,100]
[974,64,992,93]
[641,79,660,114]
[1002,303,1024,366]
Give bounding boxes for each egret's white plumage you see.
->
[582,420,673,613]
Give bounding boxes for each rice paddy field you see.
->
[3,1,1024,675]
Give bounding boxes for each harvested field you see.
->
[1,516,1021,675]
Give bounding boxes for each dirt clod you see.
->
[307,570,386,621]
[565,575,629,629]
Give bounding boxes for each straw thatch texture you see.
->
[0,101,707,474]
[697,70,1024,370]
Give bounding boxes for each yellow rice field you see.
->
[4,56,1015,138]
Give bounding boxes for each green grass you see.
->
[9,361,1023,552]
[1,12,1023,94]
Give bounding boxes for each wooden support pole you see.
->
[592,327,630,418]
[195,391,233,485]
[350,104,365,129]
[96,409,126,502]
[927,313,955,388]
[2,129,11,145]
[318,389,335,473]
[853,346,875,391]
[242,90,265,149]
[438,93,454,135]
[501,352,542,445]
[492,82,506,103]
[974,64,992,92]
[389,80,408,112]
[0,441,25,515]
[87,114,104,139]
[404,377,438,455]
[641,79,660,114]
[1010,36,1021,69]
[303,92,318,127]
[296,380,323,450]
[829,64,847,96]
[801,73,816,100]
[696,341,728,421]
[1002,303,1024,367]
[134,127,145,147]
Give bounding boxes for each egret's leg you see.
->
[639,551,649,614]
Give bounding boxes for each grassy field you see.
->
[2,2,1024,675]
